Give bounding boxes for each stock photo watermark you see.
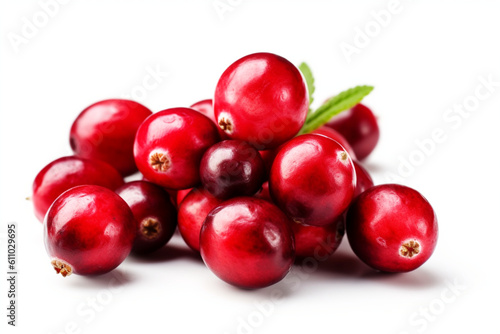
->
[384,73,499,183]
[6,0,71,54]
[222,233,340,334]
[46,270,128,334]
[120,64,169,103]
[212,0,244,21]
[398,277,467,334]
[339,0,409,64]
[5,223,17,327]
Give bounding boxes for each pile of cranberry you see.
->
[33,53,438,289]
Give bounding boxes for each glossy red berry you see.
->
[44,185,136,277]
[254,181,272,203]
[312,126,357,160]
[176,188,192,207]
[200,140,265,200]
[270,134,356,227]
[177,187,223,252]
[214,52,308,149]
[200,197,295,289]
[133,107,220,190]
[353,160,374,197]
[116,181,177,255]
[32,156,124,222]
[292,216,345,258]
[325,103,379,160]
[70,99,152,176]
[190,99,215,123]
[346,184,438,272]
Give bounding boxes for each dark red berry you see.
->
[312,126,357,160]
[116,181,177,255]
[177,187,223,252]
[353,160,374,197]
[325,103,379,160]
[259,148,279,178]
[133,107,220,190]
[44,185,136,277]
[270,134,356,226]
[200,197,295,289]
[214,52,308,149]
[70,99,152,176]
[200,140,265,200]
[292,216,345,258]
[254,181,272,203]
[32,156,124,222]
[346,184,438,272]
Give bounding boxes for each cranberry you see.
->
[176,188,193,207]
[177,187,223,252]
[199,140,265,200]
[259,149,279,178]
[32,156,124,222]
[200,197,295,289]
[134,107,220,190]
[312,126,357,160]
[346,184,438,272]
[116,181,177,255]
[44,185,136,277]
[270,134,356,227]
[190,99,215,123]
[70,99,152,176]
[292,216,345,258]
[325,103,379,160]
[353,160,374,197]
[214,52,308,149]
[254,181,272,202]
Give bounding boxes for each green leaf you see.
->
[299,85,374,135]
[298,62,315,113]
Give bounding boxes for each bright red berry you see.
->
[200,197,295,289]
[214,52,308,149]
[177,187,223,252]
[270,134,356,226]
[346,184,438,272]
[200,140,265,200]
[190,99,215,123]
[32,156,124,222]
[44,185,136,277]
[325,103,379,160]
[116,181,177,255]
[352,160,374,197]
[176,188,193,207]
[133,107,220,190]
[70,99,152,176]
[312,126,357,160]
[292,216,345,258]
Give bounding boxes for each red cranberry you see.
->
[259,149,279,178]
[214,52,308,149]
[254,181,272,202]
[200,140,265,200]
[270,134,356,227]
[325,103,380,160]
[200,197,295,289]
[134,107,220,190]
[346,184,438,272]
[116,181,177,255]
[177,187,223,252]
[70,99,152,176]
[32,156,124,222]
[190,99,215,123]
[312,126,357,160]
[292,216,345,258]
[176,188,192,207]
[353,160,374,197]
[44,185,136,277]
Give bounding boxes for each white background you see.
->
[1,1,499,333]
